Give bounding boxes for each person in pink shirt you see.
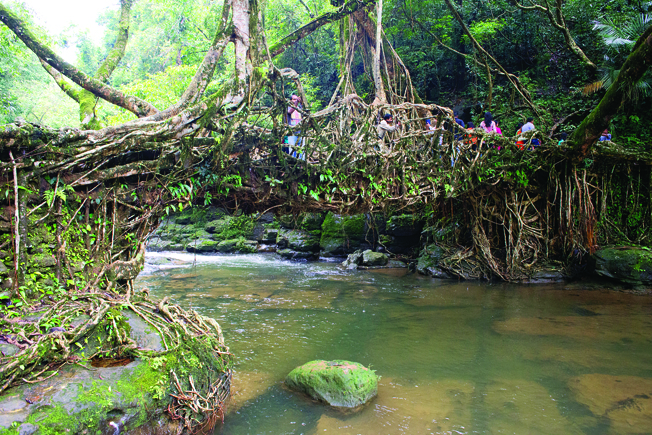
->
[286,94,304,159]
[479,112,497,134]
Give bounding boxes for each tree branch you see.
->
[40,59,80,103]
[510,0,596,69]
[268,0,377,58]
[443,0,537,113]
[148,0,234,121]
[0,2,158,118]
[95,0,133,82]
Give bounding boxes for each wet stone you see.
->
[285,360,378,409]
[123,310,163,352]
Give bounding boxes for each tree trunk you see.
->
[570,26,652,157]
[371,0,387,105]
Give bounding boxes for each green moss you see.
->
[285,360,378,408]
[208,215,255,241]
[0,356,174,435]
[319,213,367,256]
[217,237,257,253]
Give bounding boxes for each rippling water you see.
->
[135,252,652,435]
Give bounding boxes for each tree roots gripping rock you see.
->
[0,289,233,434]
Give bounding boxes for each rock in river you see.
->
[285,360,378,409]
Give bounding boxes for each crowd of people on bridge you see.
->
[281,94,612,159]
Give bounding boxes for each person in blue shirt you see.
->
[453,111,465,140]
[599,129,612,141]
[454,111,465,128]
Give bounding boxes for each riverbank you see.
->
[146,208,652,291]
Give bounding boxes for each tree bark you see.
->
[570,26,652,157]
[371,0,387,105]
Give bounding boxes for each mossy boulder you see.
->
[276,214,299,229]
[260,228,279,243]
[341,250,364,269]
[285,360,378,409]
[147,237,184,252]
[205,218,231,235]
[416,245,451,279]
[319,213,368,257]
[385,214,424,237]
[277,229,320,252]
[362,250,388,266]
[299,213,325,231]
[342,250,389,269]
[186,239,220,253]
[381,214,424,255]
[206,216,255,241]
[277,249,318,261]
[29,254,56,269]
[593,246,652,287]
[217,238,257,254]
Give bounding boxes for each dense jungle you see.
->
[1,0,652,433]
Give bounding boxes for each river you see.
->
[135,252,652,435]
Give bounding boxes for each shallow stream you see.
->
[135,253,652,435]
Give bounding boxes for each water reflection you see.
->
[136,252,652,434]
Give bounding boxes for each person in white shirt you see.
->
[378,113,398,139]
[521,117,535,133]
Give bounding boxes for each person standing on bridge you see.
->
[520,117,539,148]
[377,113,399,152]
[479,112,497,134]
[287,94,304,160]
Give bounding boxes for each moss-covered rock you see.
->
[217,238,257,254]
[29,254,56,269]
[277,249,318,261]
[205,218,231,235]
[186,239,220,253]
[260,228,279,243]
[385,214,424,237]
[277,229,320,253]
[319,213,368,257]
[146,237,185,252]
[362,250,388,266]
[0,306,230,435]
[285,360,378,408]
[593,246,652,287]
[381,214,424,255]
[416,245,451,279]
[299,213,325,231]
[341,250,390,269]
[277,214,299,229]
[341,250,364,269]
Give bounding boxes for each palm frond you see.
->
[594,14,652,52]
[622,14,652,41]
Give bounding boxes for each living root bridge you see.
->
[1,69,652,286]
